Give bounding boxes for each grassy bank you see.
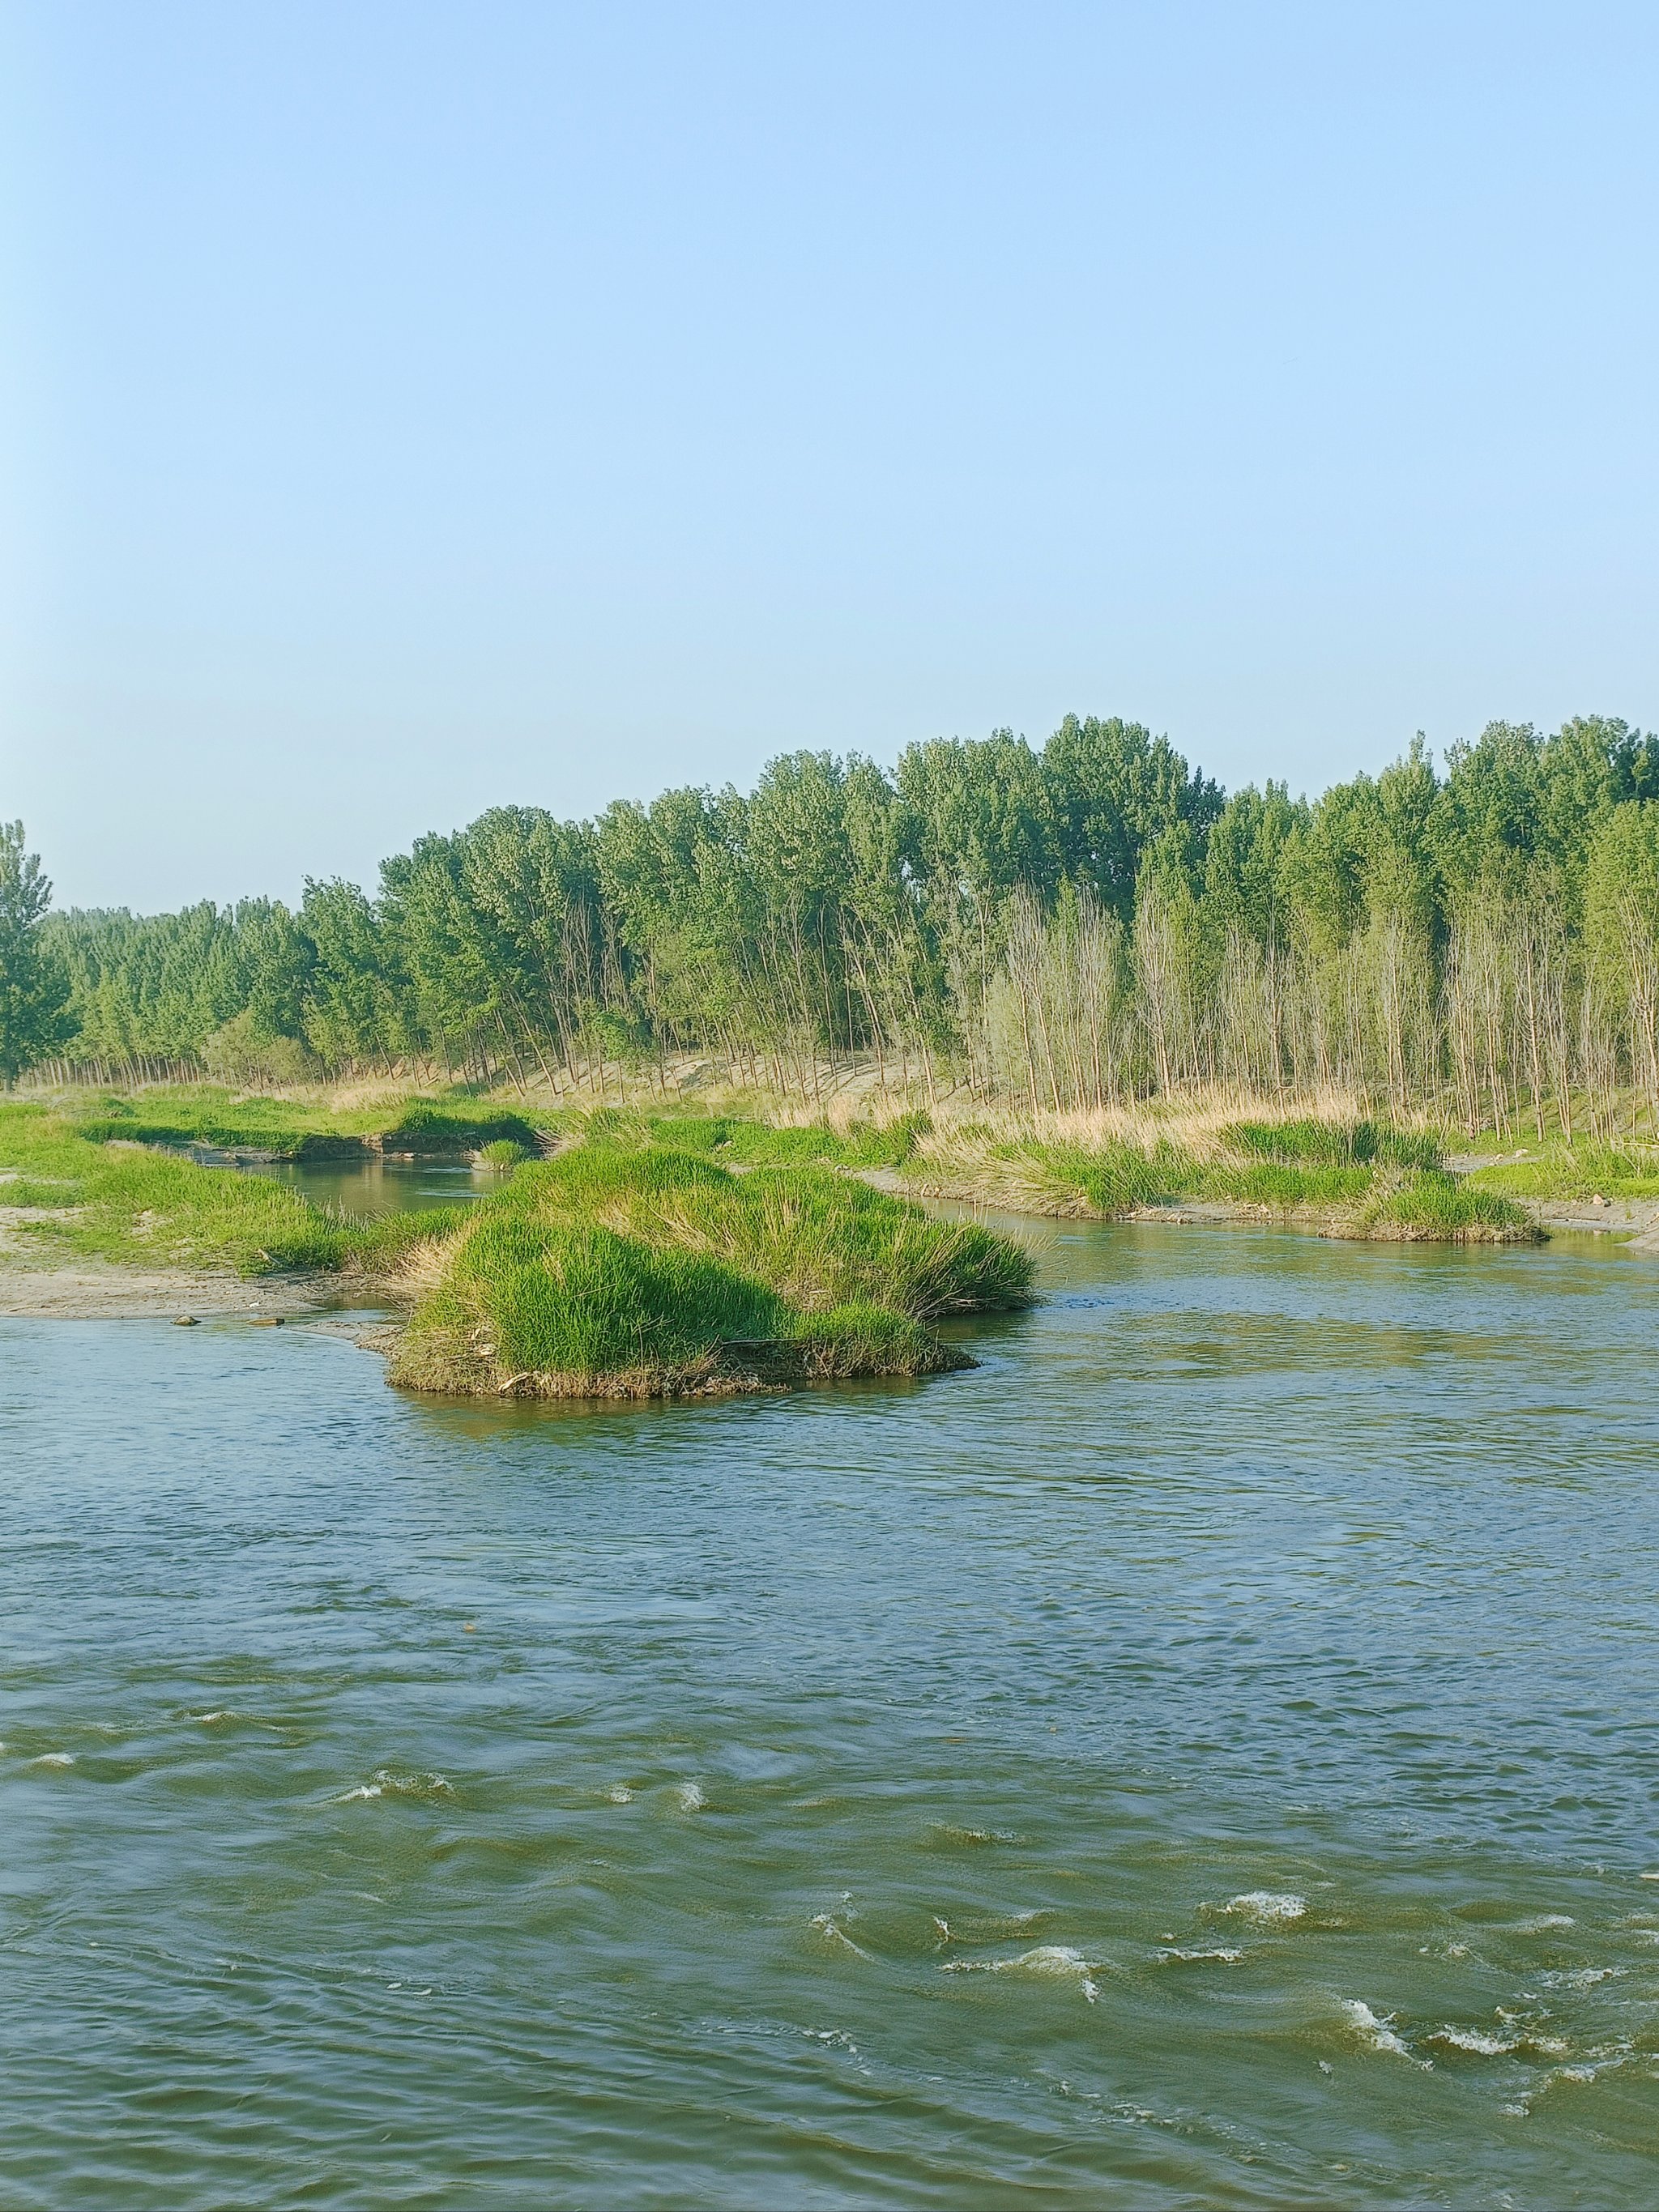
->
[1463,1142,1659,1203]
[19,1074,1555,1247]
[0,1103,461,1276]
[1,1098,1035,1401]
[902,1110,1539,1241]
[390,1142,1034,1400]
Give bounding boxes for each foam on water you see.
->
[808,1914,875,1961]
[334,1767,452,1805]
[942,1945,1101,2002]
[1427,2020,1572,2058]
[1539,1964,1623,1990]
[1219,1890,1306,1924]
[1429,2027,1517,2056]
[674,1781,706,1813]
[1341,2000,1431,2068]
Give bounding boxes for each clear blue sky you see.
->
[3,1,1656,911]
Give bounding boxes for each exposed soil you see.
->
[0,1261,331,1321]
[0,1208,337,1319]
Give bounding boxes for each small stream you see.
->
[178,1149,499,1217]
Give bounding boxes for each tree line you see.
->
[15,714,1659,1133]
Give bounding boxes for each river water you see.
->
[3,1212,1658,2208]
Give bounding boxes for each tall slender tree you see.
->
[0,823,75,1085]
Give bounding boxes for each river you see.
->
[3,1210,1657,2208]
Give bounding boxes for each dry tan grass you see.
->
[366,1221,476,1297]
[515,1059,1400,1147]
[322,1074,433,1114]
[941,1081,1429,1152]
[49,1055,1410,1167]
[897,1085,1401,1216]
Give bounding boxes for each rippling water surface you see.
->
[4,1219,1659,2208]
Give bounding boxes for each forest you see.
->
[26,714,1659,1137]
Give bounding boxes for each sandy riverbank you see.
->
[0,1258,332,1319]
[0,1204,336,1318]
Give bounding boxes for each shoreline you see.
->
[890,1170,1659,1247]
[6,1186,1657,1325]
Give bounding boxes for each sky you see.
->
[2,1,1657,912]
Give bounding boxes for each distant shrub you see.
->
[380,1102,541,1153]
[201,1011,318,1089]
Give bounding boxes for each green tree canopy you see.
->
[0,822,75,1085]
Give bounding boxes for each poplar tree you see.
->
[0,822,74,1085]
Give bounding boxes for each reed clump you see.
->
[898,1105,1529,1238]
[1347,1170,1541,1242]
[1220,1118,1443,1172]
[389,1142,1032,1400]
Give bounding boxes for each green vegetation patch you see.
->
[69,1087,342,1157]
[1465,1144,1659,1201]
[966,1115,1538,1235]
[1202,1161,1375,1208]
[1006,1135,1371,1215]
[376,1102,544,1154]
[390,1141,1030,1400]
[1222,1118,1443,1171]
[0,1102,458,1276]
[1353,1170,1541,1243]
[569,1107,929,1170]
[1019,1138,1196,1215]
[64,1086,547,1160]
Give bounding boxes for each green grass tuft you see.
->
[1202,1161,1375,1207]
[1222,1118,1442,1171]
[1359,1170,1540,1242]
[1021,1138,1193,1214]
[391,1213,787,1392]
[391,1142,1027,1399]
